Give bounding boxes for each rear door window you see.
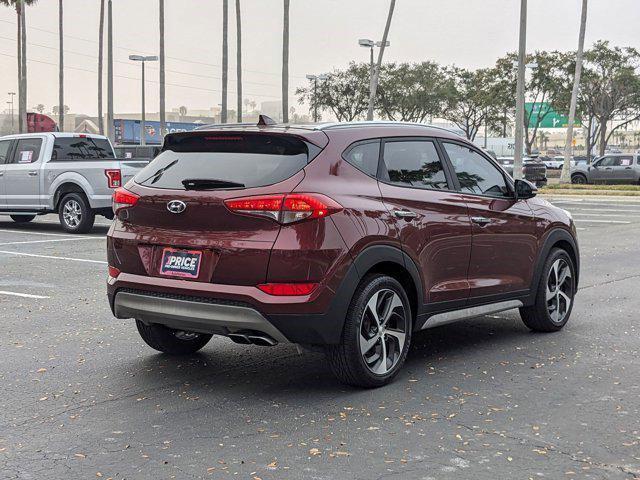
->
[12,138,43,164]
[380,140,448,190]
[0,139,12,164]
[135,133,316,190]
[343,141,380,177]
[52,137,115,160]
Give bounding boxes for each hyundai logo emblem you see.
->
[167,200,187,214]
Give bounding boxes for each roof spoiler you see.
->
[257,114,277,127]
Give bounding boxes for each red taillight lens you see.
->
[105,169,122,188]
[112,187,139,214]
[257,283,318,296]
[224,193,342,224]
[108,266,121,278]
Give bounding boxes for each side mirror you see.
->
[514,179,537,200]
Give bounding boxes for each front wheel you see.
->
[326,275,412,388]
[520,248,576,332]
[58,193,95,233]
[10,215,36,223]
[136,321,213,355]
[571,174,587,185]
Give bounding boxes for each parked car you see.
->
[571,153,640,185]
[107,120,579,387]
[497,156,548,187]
[0,132,148,232]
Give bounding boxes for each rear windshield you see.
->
[134,133,313,190]
[52,137,115,161]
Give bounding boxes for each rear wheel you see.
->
[58,193,95,233]
[326,275,412,388]
[520,248,576,332]
[10,215,35,223]
[571,173,587,185]
[136,321,213,355]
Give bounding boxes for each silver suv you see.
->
[571,153,640,185]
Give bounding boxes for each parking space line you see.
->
[0,237,104,246]
[573,219,631,224]
[0,250,107,264]
[0,290,50,299]
[0,228,87,238]
[571,213,634,217]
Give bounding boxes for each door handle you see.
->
[0,171,3,177]
[28,170,38,176]
[625,167,632,170]
[605,167,613,170]
[471,216,491,226]
[394,209,418,220]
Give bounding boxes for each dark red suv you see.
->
[107,120,579,387]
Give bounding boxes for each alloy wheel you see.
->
[546,258,573,324]
[359,289,408,375]
[62,199,82,228]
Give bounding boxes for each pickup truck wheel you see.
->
[571,174,587,185]
[10,215,35,223]
[136,320,213,355]
[58,193,95,234]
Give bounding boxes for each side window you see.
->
[598,156,614,167]
[12,138,43,164]
[0,140,12,164]
[380,140,448,190]
[443,142,509,197]
[618,156,633,167]
[343,141,380,177]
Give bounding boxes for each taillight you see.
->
[224,193,342,224]
[112,187,139,214]
[108,266,121,278]
[257,283,318,296]
[105,169,122,188]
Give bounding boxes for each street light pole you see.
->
[305,74,328,123]
[513,0,528,180]
[359,39,390,122]
[129,55,158,146]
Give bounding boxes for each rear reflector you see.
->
[257,283,318,296]
[225,193,342,224]
[112,187,139,214]
[105,169,122,188]
[108,266,121,278]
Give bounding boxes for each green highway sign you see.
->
[525,102,579,129]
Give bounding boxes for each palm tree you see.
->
[221,0,228,123]
[367,0,396,121]
[282,0,289,123]
[97,0,104,134]
[58,0,64,131]
[236,0,242,123]
[159,0,166,135]
[560,0,588,183]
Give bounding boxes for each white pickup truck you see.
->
[0,132,148,233]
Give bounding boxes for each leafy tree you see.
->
[296,62,370,122]
[376,62,448,123]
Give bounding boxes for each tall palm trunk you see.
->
[20,0,27,133]
[282,0,289,123]
[106,0,114,142]
[560,0,588,183]
[58,0,64,131]
[236,0,242,123]
[367,0,396,121]
[221,0,228,123]
[159,0,166,135]
[16,2,22,133]
[98,0,104,134]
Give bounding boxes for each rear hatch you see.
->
[114,131,321,286]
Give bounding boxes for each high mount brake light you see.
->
[224,193,342,224]
[112,188,139,215]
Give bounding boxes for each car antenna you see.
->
[257,114,277,127]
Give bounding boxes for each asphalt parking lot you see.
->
[1,196,639,480]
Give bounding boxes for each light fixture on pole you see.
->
[305,74,328,123]
[359,39,390,121]
[129,54,158,146]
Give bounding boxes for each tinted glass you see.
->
[343,141,380,177]
[135,133,310,190]
[12,138,42,164]
[619,156,633,166]
[443,142,509,197]
[381,140,448,189]
[52,137,114,160]
[0,140,12,164]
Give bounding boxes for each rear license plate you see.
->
[160,248,202,279]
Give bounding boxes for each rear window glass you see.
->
[52,137,115,160]
[135,133,313,190]
[12,138,42,164]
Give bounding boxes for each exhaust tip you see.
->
[247,335,277,347]
[228,333,252,345]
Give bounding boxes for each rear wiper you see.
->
[182,179,245,190]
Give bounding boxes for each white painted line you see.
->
[0,237,104,246]
[0,290,50,299]
[0,250,107,264]
[573,219,631,224]
[571,213,635,218]
[0,228,80,238]
[570,208,640,213]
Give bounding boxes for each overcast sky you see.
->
[0,0,639,117]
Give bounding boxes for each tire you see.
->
[326,274,412,388]
[10,215,35,223]
[520,248,576,332]
[571,174,587,185]
[58,193,95,234]
[136,320,213,355]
